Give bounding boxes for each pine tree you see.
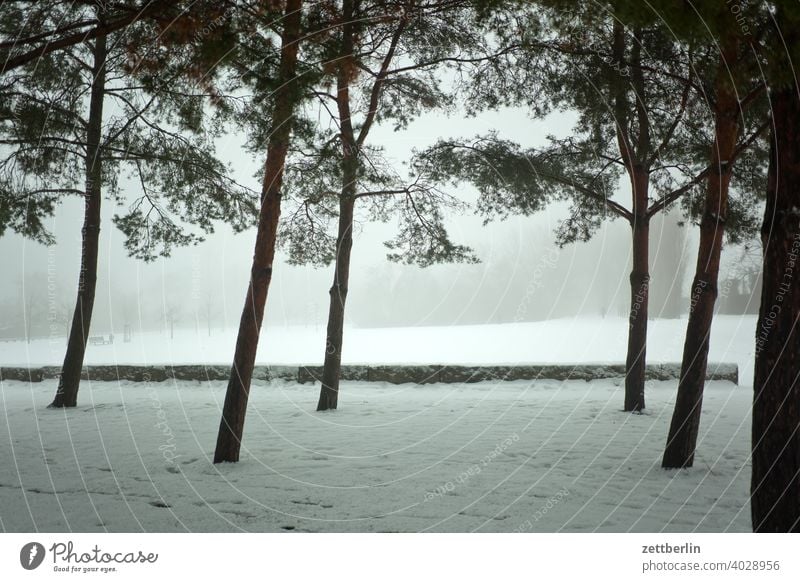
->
[751,0,800,533]
[0,1,225,74]
[0,4,256,408]
[213,0,305,463]
[274,0,485,411]
[418,1,763,412]
[631,1,771,469]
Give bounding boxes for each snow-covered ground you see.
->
[0,315,757,532]
[0,378,751,532]
[2,314,758,381]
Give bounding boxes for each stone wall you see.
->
[1,363,739,385]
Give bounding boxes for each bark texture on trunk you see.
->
[317,0,358,411]
[50,34,107,409]
[214,0,303,463]
[751,81,800,532]
[317,190,355,411]
[612,22,652,413]
[624,167,650,412]
[663,46,739,469]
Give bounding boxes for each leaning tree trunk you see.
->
[213,0,303,463]
[624,168,650,412]
[751,81,800,532]
[663,47,739,469]
[317,177,356,411]
[50,34,107,408]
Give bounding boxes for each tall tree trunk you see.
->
[612,21,651,412]
[213,0,303,464]
[50,34,107,409]
[751,77,800,531]
[316,0,359,412]
[317,184,356,411]
[624,167,650,412]
[663,46,739,469]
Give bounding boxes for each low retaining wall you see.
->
[0,363,739,385]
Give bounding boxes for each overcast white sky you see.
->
[0,101,717,337]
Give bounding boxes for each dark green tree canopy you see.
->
[0,14,257,259]
[415,1,768,246]
[0,1,244,74]
[266,0,494,268]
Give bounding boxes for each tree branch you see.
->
[648,70,691,167]
[645,117,768,218]
[356,18,406,149]
[1,2,167,74]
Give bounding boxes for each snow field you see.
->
[0,377,751,532]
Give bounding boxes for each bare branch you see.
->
[356,17,407,149]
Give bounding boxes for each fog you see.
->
[0,105,754,341]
